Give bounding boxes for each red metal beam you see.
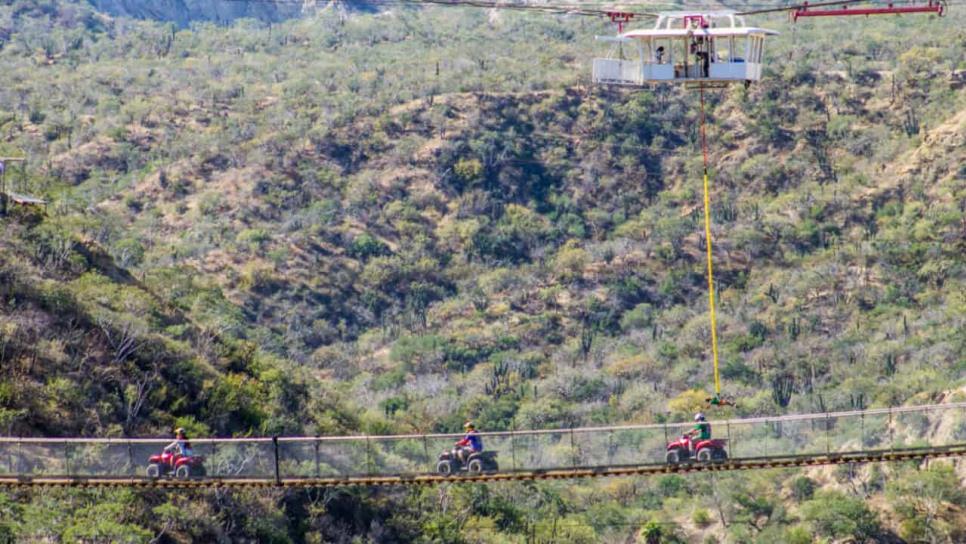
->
[606,11,634,33]
[793,1,944,21]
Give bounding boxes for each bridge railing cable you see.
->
[2,402,965,481]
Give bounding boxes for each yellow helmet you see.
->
[463,421,475,430]
[175,427,186,436]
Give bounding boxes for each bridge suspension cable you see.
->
[1,403,964,488]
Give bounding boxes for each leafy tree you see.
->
[887,463,966,544]
[553,239,588,283]
[789,476,815,502]
[667,389,708,418]
[347,232,389,260]
[801,491,881,541]
[453,157,483,186]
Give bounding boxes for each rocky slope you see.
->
[86,0,366,25]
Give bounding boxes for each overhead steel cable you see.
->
[216,0,945,9]
[215,0,955,21]
[219,0,661,17]
[7,402,965,443]
[406,0,654,17]
[212,0,960,21]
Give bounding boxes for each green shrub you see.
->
[236,228,270,250]
[658,475,688,498]
[371,368,406,391]
[783,526,812,544]
[238,262,276,292]
[380,395,408,417]
[692,508,712,527]
[801,491,881,540]
[453,157,483,184]
[171,416,211,438]
[347,232,389,260]
[111,238,145,268]
[389,334,444,372]
[620,303,654,331]
[725,334,764,353]
[790,476,815,502]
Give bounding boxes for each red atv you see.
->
[665,435,728,464]
[146,451,206,480]
[436,449,499,475]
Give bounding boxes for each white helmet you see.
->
[695,412,706,422]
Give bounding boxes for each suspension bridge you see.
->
[1,402,964,489]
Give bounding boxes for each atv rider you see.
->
[685,413,711,456]
[164,428,193,457]
[453,421,483,465]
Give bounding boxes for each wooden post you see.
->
[607,429,614,466]
[825,413,831,455]
[314,438,321,478]
[64,443,72,478]
[889,407,894,452]
[422,434,429,469]
[570,427,577,468]
[510,430,517,471]
[273,436,281,485]
[365,436,373,475]
[0,164,6,216]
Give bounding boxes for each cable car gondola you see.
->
[593,11,779,87]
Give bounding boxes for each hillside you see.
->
[87,0,362,26]
[0,0,963,541]
[87,0,301,24]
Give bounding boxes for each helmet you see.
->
[174,427,186,436]
[463,421,475,430]
[694,413,706,422]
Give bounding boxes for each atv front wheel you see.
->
[467,459,484,474]
[665,449,682,465]
[696,448,713,463]
[436,460,455,475]
[146,463,161,479]
[175,464,192,479]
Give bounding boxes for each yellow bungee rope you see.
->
[698,87,725,406]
